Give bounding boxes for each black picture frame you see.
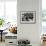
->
[20,11,36,24]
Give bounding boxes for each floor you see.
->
[0,41,5,46]
[0,41,46,46]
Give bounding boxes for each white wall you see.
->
[17,0,42,46]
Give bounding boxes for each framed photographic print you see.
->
[20,11,36,24]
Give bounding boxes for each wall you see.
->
[17,0,42,46]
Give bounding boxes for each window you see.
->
[42,0,46,33]
[42,0,46,22]
[5,0,17,25]
[0,0,17,27]
[0,1,4,18]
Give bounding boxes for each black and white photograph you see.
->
[20,11,36,24]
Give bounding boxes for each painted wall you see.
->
[17,0,42,46]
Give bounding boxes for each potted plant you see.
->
[0,18,5,27]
